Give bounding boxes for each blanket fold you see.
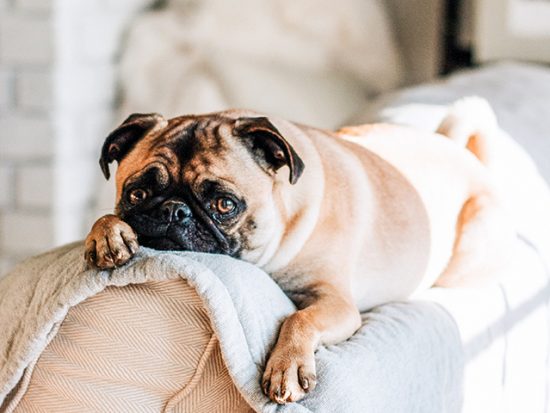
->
[0,242,463,412]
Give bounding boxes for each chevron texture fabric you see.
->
[12,280,252,412]
[0,242,465,412]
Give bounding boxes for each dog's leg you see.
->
[435,193,515,287]
[262,282,361,404]
[85,214,139,269]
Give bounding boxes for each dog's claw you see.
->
[85,215,139,270]
[298,365,316,393]
[262,345,316,404]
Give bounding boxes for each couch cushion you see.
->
[0,244,465,413]
[12,279,252,413]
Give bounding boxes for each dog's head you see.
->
[99,111,305,258]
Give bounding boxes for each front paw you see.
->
[85,214,139,269]
[262,344,317,404]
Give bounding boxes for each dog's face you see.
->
[99,112,304,261]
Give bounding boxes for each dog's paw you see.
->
[85,214,139,269]
[262,344,317,404]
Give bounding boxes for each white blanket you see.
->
[0,243,463,412]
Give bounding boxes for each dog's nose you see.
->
[160,200,191,223]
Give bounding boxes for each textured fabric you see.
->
[11,279,252,413]
[0,243,464,413]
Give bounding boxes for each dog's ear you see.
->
[99,113,167,179]
[234,117,305,184]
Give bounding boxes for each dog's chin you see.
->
[139,236,183,251]
[135,225,224,254]
[138,233,220,253]
[124,212,234,255]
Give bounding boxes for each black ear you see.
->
[234,117,305,184]
[99,113,167,179]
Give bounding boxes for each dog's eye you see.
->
[128,188,148,205]
[214,197,236,214]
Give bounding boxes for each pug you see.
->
[85,98,514,404]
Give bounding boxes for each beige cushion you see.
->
[12,279,253,413]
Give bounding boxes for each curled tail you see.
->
[436,97,498,165]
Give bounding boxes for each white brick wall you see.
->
[0,1,54,275]
[0,165,13,208]
[0,69,13,111]
[17,164,53,208]
[0,13,53,64]
[16,71,52,111]
[15,0,53,12]
[53,0,155,247]
[0,116,53,159]
[0,0,155,276]
[1,211,53,254]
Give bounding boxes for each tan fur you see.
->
[86,99,517,404]
[85,214,138,269]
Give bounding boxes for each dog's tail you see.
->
[436,97,498,165]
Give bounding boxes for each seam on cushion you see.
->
[170,259,260,370]
[160,255,285,412]
[150,256,268,412]
[2,322,62,413]
[163,333,218,413]
[166,256,260,367]
[145,255,261,369]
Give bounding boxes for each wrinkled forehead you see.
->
[149,115,236,158]
[117,115,232,173]
[116,114,267,193]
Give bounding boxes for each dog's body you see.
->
[86,98,520,404]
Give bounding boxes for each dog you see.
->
[86,98,517,404]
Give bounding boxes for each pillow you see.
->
[118,0,403,129]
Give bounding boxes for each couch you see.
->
[2,63,550,413]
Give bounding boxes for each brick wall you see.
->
[0,0,154,276]
[0,0,54,274]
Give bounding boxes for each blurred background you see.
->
[1,0,550,273]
